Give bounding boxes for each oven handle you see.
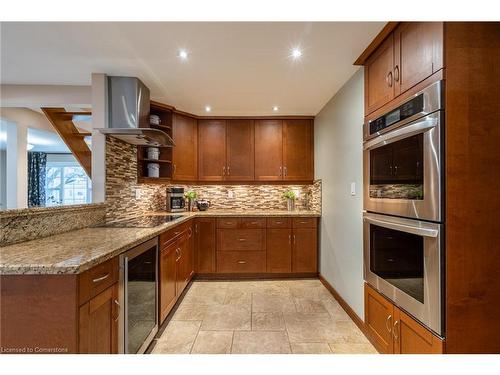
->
[363,112,439,151]
[363,216,439,238]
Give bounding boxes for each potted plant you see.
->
[185,190,197,212]
[283,189,297,211]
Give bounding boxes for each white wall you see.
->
[314,68,365,319]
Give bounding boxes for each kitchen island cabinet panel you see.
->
[79,283,119,354]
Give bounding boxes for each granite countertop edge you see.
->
[0,210,320,275]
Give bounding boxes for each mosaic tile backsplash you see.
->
[106,137,321,222]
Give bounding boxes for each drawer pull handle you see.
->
[92,273,110,283]
[237,260,247,264]
[250,222,258,225]
[114,300,121,322]
[238,238,246,242]
[276,221,283,224]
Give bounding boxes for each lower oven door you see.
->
[363,212,443,336]
[363,111,442,222]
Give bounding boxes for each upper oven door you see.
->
[363,111,442,222]
[363,212,443,336]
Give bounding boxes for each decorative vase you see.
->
[287,198,295,211]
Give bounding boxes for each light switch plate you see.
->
[350,182,356,196]
[228,190,234,198]
[135,188,141,199]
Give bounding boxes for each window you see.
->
[45,159,91,206]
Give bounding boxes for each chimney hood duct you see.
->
[98,76,175,147]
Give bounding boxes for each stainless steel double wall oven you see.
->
[363,80,444,336]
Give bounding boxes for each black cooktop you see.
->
[95,215,183,228]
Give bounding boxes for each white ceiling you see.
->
[0,22,384,116]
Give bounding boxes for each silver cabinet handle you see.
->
[173,164,177,176]
[92,273,110,283]
[393,320,399,340]
[175,248,181,261]
[222,166,226,176]
[188,227,193,238]
[227,166,230,175]
[276,221,283,224]
[289,234,291,245]
[394,65,400,82]
[279,166,282,176]
[237,260,246,264]
[114,299,121,322]
[238,238,246,242]
[386,314,392,333]
[283,166,287,177]
[195,224,199,234]
[293,234,296,244]
[386,71,393,87]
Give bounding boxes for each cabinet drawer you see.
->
[292,217,317,228]
[240,217,266,228]
[217,251,266,273]
[218,229,265,251]
[267,217,291,228]
[160,220,191,249]
[79,257,119,305]
[217,218,239,228]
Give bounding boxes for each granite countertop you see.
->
[0,210,320,275]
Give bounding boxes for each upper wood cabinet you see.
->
[172,113,197,181]
[198,119,226,181]
[226,119,255,181]
[363,22,444,115]
[364,283,444,354]
[365,34,395,115]
[394,22,443,96]
[255,119,283,181]
[283,119,314,181]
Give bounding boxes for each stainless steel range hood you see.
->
[98,76,175,147]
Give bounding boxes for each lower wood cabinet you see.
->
[194,217,216,273]
[79,283,119,354]
[364,283,444,354]
[159,222,195,323]
[266,228,292,273]
[291,228,317,273]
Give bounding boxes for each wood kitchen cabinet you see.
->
[159,221,195,323]
[195,218,216,273]
[198,119,226,181]
[365,34,395,115]
[291,218,317,273]
[393,22,443,96]
[255,119,283,181]
[266,228,292,273]
[364,283,443,354]
[363,22,443,115]
[283,119,314,181]
[226,119,254,181]
[172,113,197,181]
[79,283,119,354]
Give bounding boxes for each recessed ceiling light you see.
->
[178,49,188,60]
[272,106,279,112]
[291,48,302,60]
[205,106,211,112]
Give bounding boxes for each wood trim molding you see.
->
[151,100,315,120]
[354,22,400,66]
[318,274,381,353]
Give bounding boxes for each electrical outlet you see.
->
[228,190,234,199]
[135,188,141,199]
[350,182,356,196]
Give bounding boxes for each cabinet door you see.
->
[364,283,394,354]
[198,119,226,181]
[365,33,395,115]
[291,228,317,273]
[176,233,191,296]
[267,229,292,273]
[226,119,254,181]
[394,22,443,95]
[172,113,197,181]
[283,119,313,181]
[79,284,119,354]
[255,119,283,181]
[393,307,444,354]
[195,218,216,273]
[159,242,178,323]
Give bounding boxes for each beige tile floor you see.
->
[152,279,378,354]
